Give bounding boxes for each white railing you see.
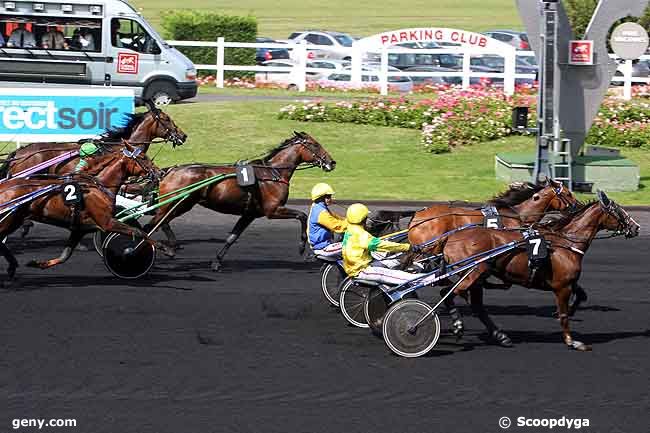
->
[167,38,649,99]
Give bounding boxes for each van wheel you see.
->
[287,84,298,91]
[144,81,177,107]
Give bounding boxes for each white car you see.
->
[317,65,413,92]
[255,59,351,88]
[287,30,354,60]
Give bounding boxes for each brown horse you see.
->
[0,174,165,283]
[0,104,185,180]
[20,142,163,269]
[426,192,639,351]
[144,131,336,271]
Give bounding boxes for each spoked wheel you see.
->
[365,289,418,338]
[339,277,371,328]
[320,262,345,307]
[102,232,155,279]
[382,299,441,358]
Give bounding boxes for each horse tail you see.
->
[0,150,16,179]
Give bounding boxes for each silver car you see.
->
[287,30,354,60]
[318,65,413,92]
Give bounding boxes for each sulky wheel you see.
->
[365,289,419,338]
[320,262,345,307]
[339,277,370,328]
[382,299,441,358]
[102,232,155,279]
[364,287,391,337]
[93,210,142,257]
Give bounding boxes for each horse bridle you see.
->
[599,199,639,238]
[150,109,185,147]
[293,136,331,170]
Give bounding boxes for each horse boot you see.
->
[491,329,513,348]
[441,287,464,339]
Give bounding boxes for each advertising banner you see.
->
[0,88,134,143]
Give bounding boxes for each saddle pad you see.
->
[481,205,503,229]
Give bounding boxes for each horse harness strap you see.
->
[481,206,503,229]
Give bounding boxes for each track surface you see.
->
[2,206,649,433]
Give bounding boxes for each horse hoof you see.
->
[451,320,464,339]
[492,330,513,347]
[210,261,222,272]
[75,243,89,252]
[568,340,592,351]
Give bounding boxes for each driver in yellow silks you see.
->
[342,203,424,286]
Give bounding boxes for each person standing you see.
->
[7,23,36,48]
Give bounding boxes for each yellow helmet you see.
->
[346,203,369,224]
[311,183,335,201]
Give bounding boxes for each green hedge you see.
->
[161,11,257,77]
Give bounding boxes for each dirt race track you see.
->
[2,206,649,433]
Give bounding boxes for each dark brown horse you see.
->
[426,192,639,351]
[0,174,165,283]
[18,142,163,270]
[0,104,185,180]
[144,131,335,271]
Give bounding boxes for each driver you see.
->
[342,203,424,286]
[308,183,347,259]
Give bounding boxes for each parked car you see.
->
[483,29,531,50]
[317,65,413,92]
[287,30,354,60]
[470,55,537,85]
[255,59,350,88]
[388,52,462,70]
[613,59,650,86]
[403,66,462,85]
[306,59,350,80]
[255,59,301,89]
[391,41,441,49]
[255,37,290,64]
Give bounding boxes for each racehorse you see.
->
[144,131,336,271]
[424,192,639,351]
[0,173,167,283]
[19,142,163,270]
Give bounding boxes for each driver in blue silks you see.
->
[307,183,347,259]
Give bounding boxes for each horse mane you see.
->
[251,135,302,163]
[99,112,146,141]
[542,200,598,231]
[487,182,545,207]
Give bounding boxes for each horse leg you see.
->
[0,238,19,281]
[441,288,465,339]
[26,230,85,269]
[20,220,34,238]
[264,206,308,255]
[103,219,176,258]
[470,284,512,347]
[211,214,256,272]
[160,223,183,250]
[556,284,591,351]
[569,282,588,316]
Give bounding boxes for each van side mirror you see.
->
[151,41,161,55]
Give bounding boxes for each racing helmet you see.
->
[311,183,335,201]
[346,203,369,224]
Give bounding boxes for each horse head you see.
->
[597,190,639,238]
[292,131,336,172]
[140,101,187,147]
[540,178,578,212]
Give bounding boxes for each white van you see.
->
[0,0,197,105]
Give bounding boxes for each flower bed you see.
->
[279,87,537,153]
[279,87,650,153]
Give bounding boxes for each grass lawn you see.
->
[153,100,650,205]
[130,0,523,39]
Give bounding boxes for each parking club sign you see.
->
[0,88,134,142]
